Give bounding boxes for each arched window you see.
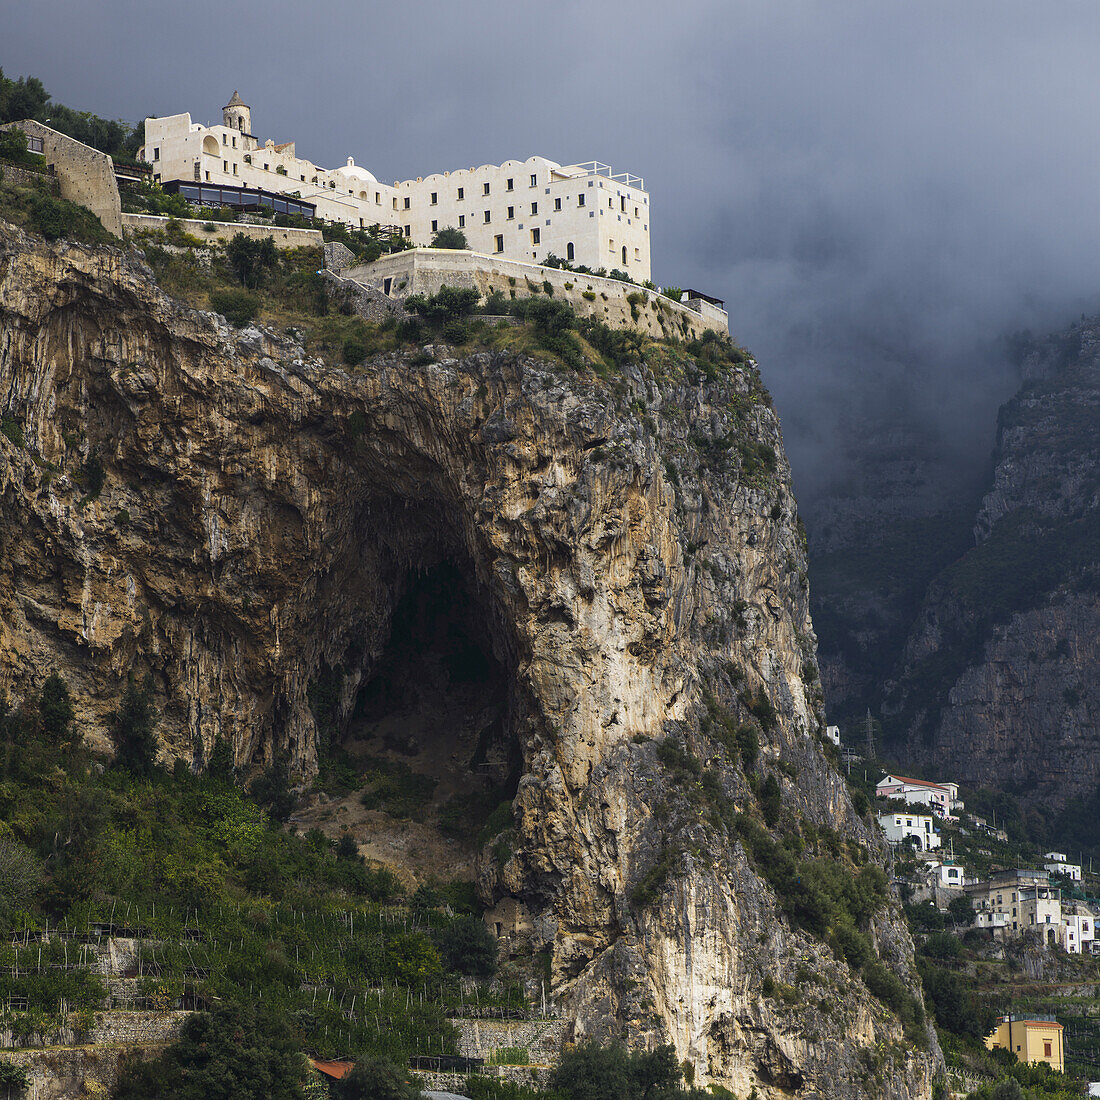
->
[202,135,219,156]
[622,245,627,264]
[566,242,574,261]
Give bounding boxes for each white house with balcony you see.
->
[876,774,962,819]
[877,811,940,851]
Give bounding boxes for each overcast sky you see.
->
[5,1,1100,502]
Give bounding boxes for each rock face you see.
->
[0,224,938,1097]
[884,320,1100,804]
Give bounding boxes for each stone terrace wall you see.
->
[453,1016,567,1065]
[123,213,322,249]
[341,249,729,340]
[0,163,61,194]
[3,120,123,237]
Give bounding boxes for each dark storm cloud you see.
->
[5,0,1099,501]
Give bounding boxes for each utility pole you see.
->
[865,709,875,761]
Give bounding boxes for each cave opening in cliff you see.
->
[339,559,521,866]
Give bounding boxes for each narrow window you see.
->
[404,197,411,209]
[635,206,639,216]
[494,234,504,252]
[458,214,465,227]
[483,182,490,195]
[1044,1043,1052,1057]
[232,135,237,148]
[393,198,398,210]
[223,160,228,172]
[264,163,269,171]
[431,219,438,232]
[554,197,562,211]
[506,178,514,190]
[609,198,613,208]
[566,242,574,261]
[376,192,380,203]
[484,210,491,223]
[383,277,392,294]
[507,206,514,219]
[431,192,438,205]
[578,194,585,207]
[531,228,540,245]
[635,247,640,260]
[232,163,238,175]
[530,173,537,186]
[457,186,464,200]
[222,134,227,145]
[620,195,625,211]
[530,202,538,215]
[403,225,411,237]
[153,147,160,160]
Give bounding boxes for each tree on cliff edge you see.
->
[112,674,158,776]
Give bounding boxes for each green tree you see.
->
[334,1058,420,1100]
[0,1058,30,1097]
[112,675,159,776]
[226,233,277,288]
[947,893,975,925]
[37,673,74,744]
[206,734,234,783]
[0,70,49,123]
[429,226,468,249]
[113,1002,306,1100]
[0,838,43,923]
[433,915,498,977]
[250,754,295,823]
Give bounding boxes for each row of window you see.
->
[431,174,540,202]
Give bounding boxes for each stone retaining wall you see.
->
[342,249,728,340]
[452,1016,566,1064]
[0,163,60,194]
[122,213,323,249]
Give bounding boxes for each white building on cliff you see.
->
[141,92,652,280]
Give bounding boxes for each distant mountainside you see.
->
[809,317,1100,811]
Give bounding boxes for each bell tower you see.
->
[222,90,251,134]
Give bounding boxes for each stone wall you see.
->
[0,1010,188,1051]
[3,121,123,237]
[0,1046,136,1100]
[452,1016,566,1065]
[0,163,60,194]
[122,213,322,249]
[341,249,729,340]
[323,270,402,323]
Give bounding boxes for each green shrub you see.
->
[0,415,24,448]
[404,285,480,324]
[28,193,112,243]
[342,336,366,365]
[430,226,468,249]
[210,287,259,326]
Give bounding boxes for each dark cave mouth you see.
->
[343,561,521,845]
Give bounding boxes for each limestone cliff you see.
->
[885,319,1100,805]
[0,223,938,1097]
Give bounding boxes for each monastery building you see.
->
[141,93,652,281]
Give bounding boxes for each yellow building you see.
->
[985,1015,1064,1072]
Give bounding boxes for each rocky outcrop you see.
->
[885,320,1100,804]
[0,223,938,1096]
